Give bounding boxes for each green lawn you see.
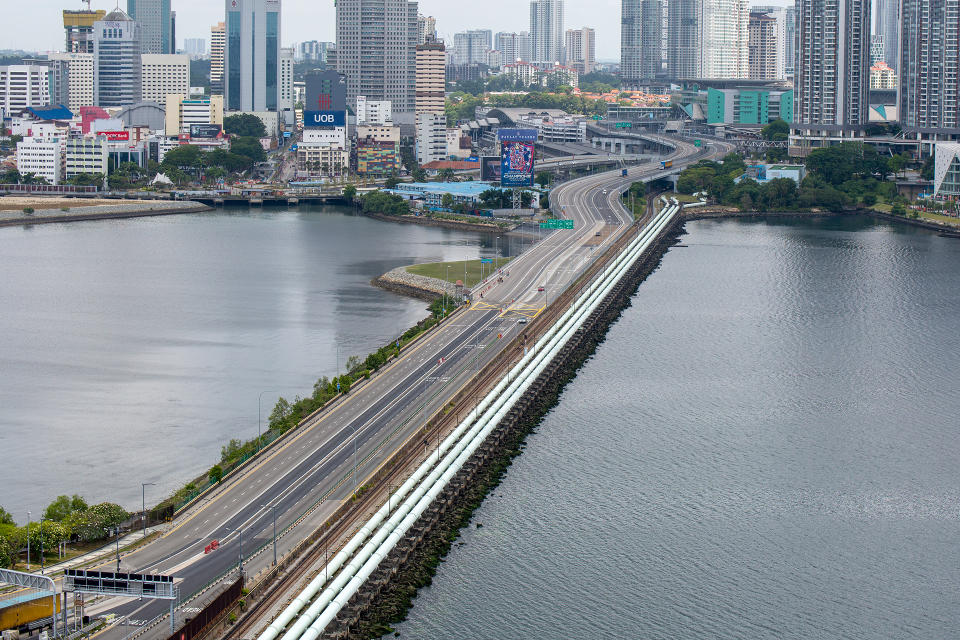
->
[407,258,514,289]
[917,210,960,226]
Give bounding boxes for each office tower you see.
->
[784,5,797,75]
[530,0,564,64]
[224,0,282,112]
[495,32,533,63]
[140,54,189,104]
[668,0,748,79]
[794,0,870,130]
[417,14,437,44]
[416,39,446,115]
[93,9,142,107]
[304,70,347,111]
[564,27,595,74]
[336,0,418,114]
[899,0,960,143]
[297,41,333,63]
[64,8,107,54]
[48,53,95,110]
[621,0,661,83]
[751,6,787,79]
[279,47,294,112]
[748,11,779,80]
[210,22,225,94]
[184,38,207,57]
[875,0,899,70]
[0,66,51,117]
[453,30,492,65]
[127,0,173,54]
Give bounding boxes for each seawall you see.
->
[321,215,685,639]
[373,267,457,302]
[0,201,211,228]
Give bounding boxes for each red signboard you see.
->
[100,131,130,141]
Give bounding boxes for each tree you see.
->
[535,172,551,188]
[411,167,427,182]
[384,176,400,188]
[441,193,455,208]
[438,168,456,181]
[269,397,292,428]
[1,168,21,184]
[23,520,68,560]
[0,507,14,526]
[223,113,266,138]
[761,119,790,141]
[343,184,357,201]
[0,531,14,569]
[44,494,88,521]
[68,503,128,542]
[230,136,267,163]
[162,144,203,170]
[209,464,224,484]
[920,155,935,181]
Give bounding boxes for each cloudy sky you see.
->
[13,0,627,59]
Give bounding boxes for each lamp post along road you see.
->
[142,482,155,538]
[263,504,279,566]
[26,511,30,570]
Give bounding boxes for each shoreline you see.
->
[373,266,458,302]
[0,201,212,227]
[363,211,515,233]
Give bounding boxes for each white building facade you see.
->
[140,54,189,104]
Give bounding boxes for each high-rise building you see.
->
[304,70,347,111]
[224,0,282,112]
[17,136,65,185]
[140,54,189,104]
[48,53,94,110]
[748,11,779,80]
[875,0,899,70]
[416,40,446,115]
[127,0,174,54]
[793,0,871,148]
[495,32,533,63]
[164,94,224,135]
[93,9,142,108]
[621,0,661,83]
[453,30,492,65]
[564,27,595,74]
[210,22,225,94]
[899,0,960,147]
[297,41,333,63]
[0,66,51,118]
[784,6,797,76]
[530,0,564,65]
[668,0,749,79]
[184,38,207,58]
[417,14,437,45]
[416,112,447,165]
[870,61,896,89]
[751,6,787,79]
[356,96,393,125]
[279,47,294,113]
[63,9,107,54]
[336,0,418,114]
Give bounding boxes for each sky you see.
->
[12,0,622,60]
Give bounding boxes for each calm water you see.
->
[391,215,960,639]
[0,207,512,518]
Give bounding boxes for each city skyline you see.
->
[6,0,794,61]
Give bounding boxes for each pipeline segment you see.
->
[261,204,680,640]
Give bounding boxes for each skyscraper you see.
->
[621,0,662,83]
[336,0,418,114]
[495,32,533,63]
[564,27,595,74]
[63,8,107,54]
[751,6,787,79]
[127,0,174,54]
[668,0,748,79]
[210,22,225,94]
[748,11,779,80]
[93,8,142,107]
[784,5,797,76]
[530,0,564,65]
[899,0,960,147]
[453,30,493,65]
[224,0,282,112]
[875,0,900,70]
[416,39,446,115]
[793,0,870,138]
[417,15,437,45]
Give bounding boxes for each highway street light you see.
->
[26,511,30,570]
[142,482,155,538]
[225,526,243,571]
[262,504,279,566]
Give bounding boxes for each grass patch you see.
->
[871,203,893,213]
[917,211,960,226]
[407,258,514,289]
[672,193,703,203]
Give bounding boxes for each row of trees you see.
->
[0,497,129,569]
[445,91,608,126]
[358,191,409,216]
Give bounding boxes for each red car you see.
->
[537,286,545,292]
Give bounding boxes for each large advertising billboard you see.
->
[498,129,537,187]
[303,110,346,129]
[190,124,222,139]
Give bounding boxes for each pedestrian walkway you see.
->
[24,525,167,578]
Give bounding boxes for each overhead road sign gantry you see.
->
[540,219,574,229]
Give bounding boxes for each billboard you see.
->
[498,129,537,187]
[100,131,129,141]
[190,124,222,139]
[304,110,346,129]
[480,155,501,182]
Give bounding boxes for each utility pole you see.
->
[142,482,155,538]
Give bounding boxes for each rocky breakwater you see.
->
[374,267,459,302]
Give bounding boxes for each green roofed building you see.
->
[707,87,793,125]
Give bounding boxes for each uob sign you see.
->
[304,110,345,129]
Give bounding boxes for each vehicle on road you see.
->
[661,160,674,169]
[621,168,629,176]
[517,318,528,324]
[537,286,545,292]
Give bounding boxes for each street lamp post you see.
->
[142,482,155,538]
[263,504,279,566]
[225,527,243,571]
[26,511,30,570]
[40,517,45,574]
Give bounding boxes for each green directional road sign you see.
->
[694,139,702,147]
[592,115,604,120]
[540,219,575,229]
[615,122,632,129]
